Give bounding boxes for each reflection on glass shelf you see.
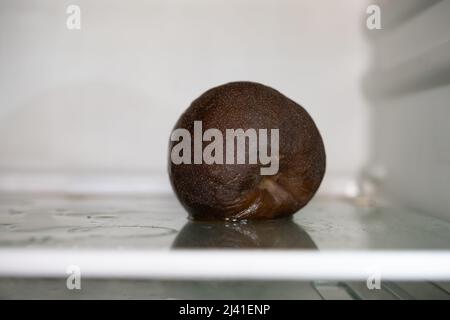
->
[1,193,449,250]
[172,219,317,249]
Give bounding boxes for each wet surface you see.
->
[0,193,450,250]
[1,193,450,299]
[172,219,317,249]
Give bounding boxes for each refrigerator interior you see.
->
[0,0,450,299]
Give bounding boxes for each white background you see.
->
[0,0,369,186]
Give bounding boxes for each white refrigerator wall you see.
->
[0,0,369,189]
[364,0,450,221]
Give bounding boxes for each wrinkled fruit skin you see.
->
[168,81,326,220]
